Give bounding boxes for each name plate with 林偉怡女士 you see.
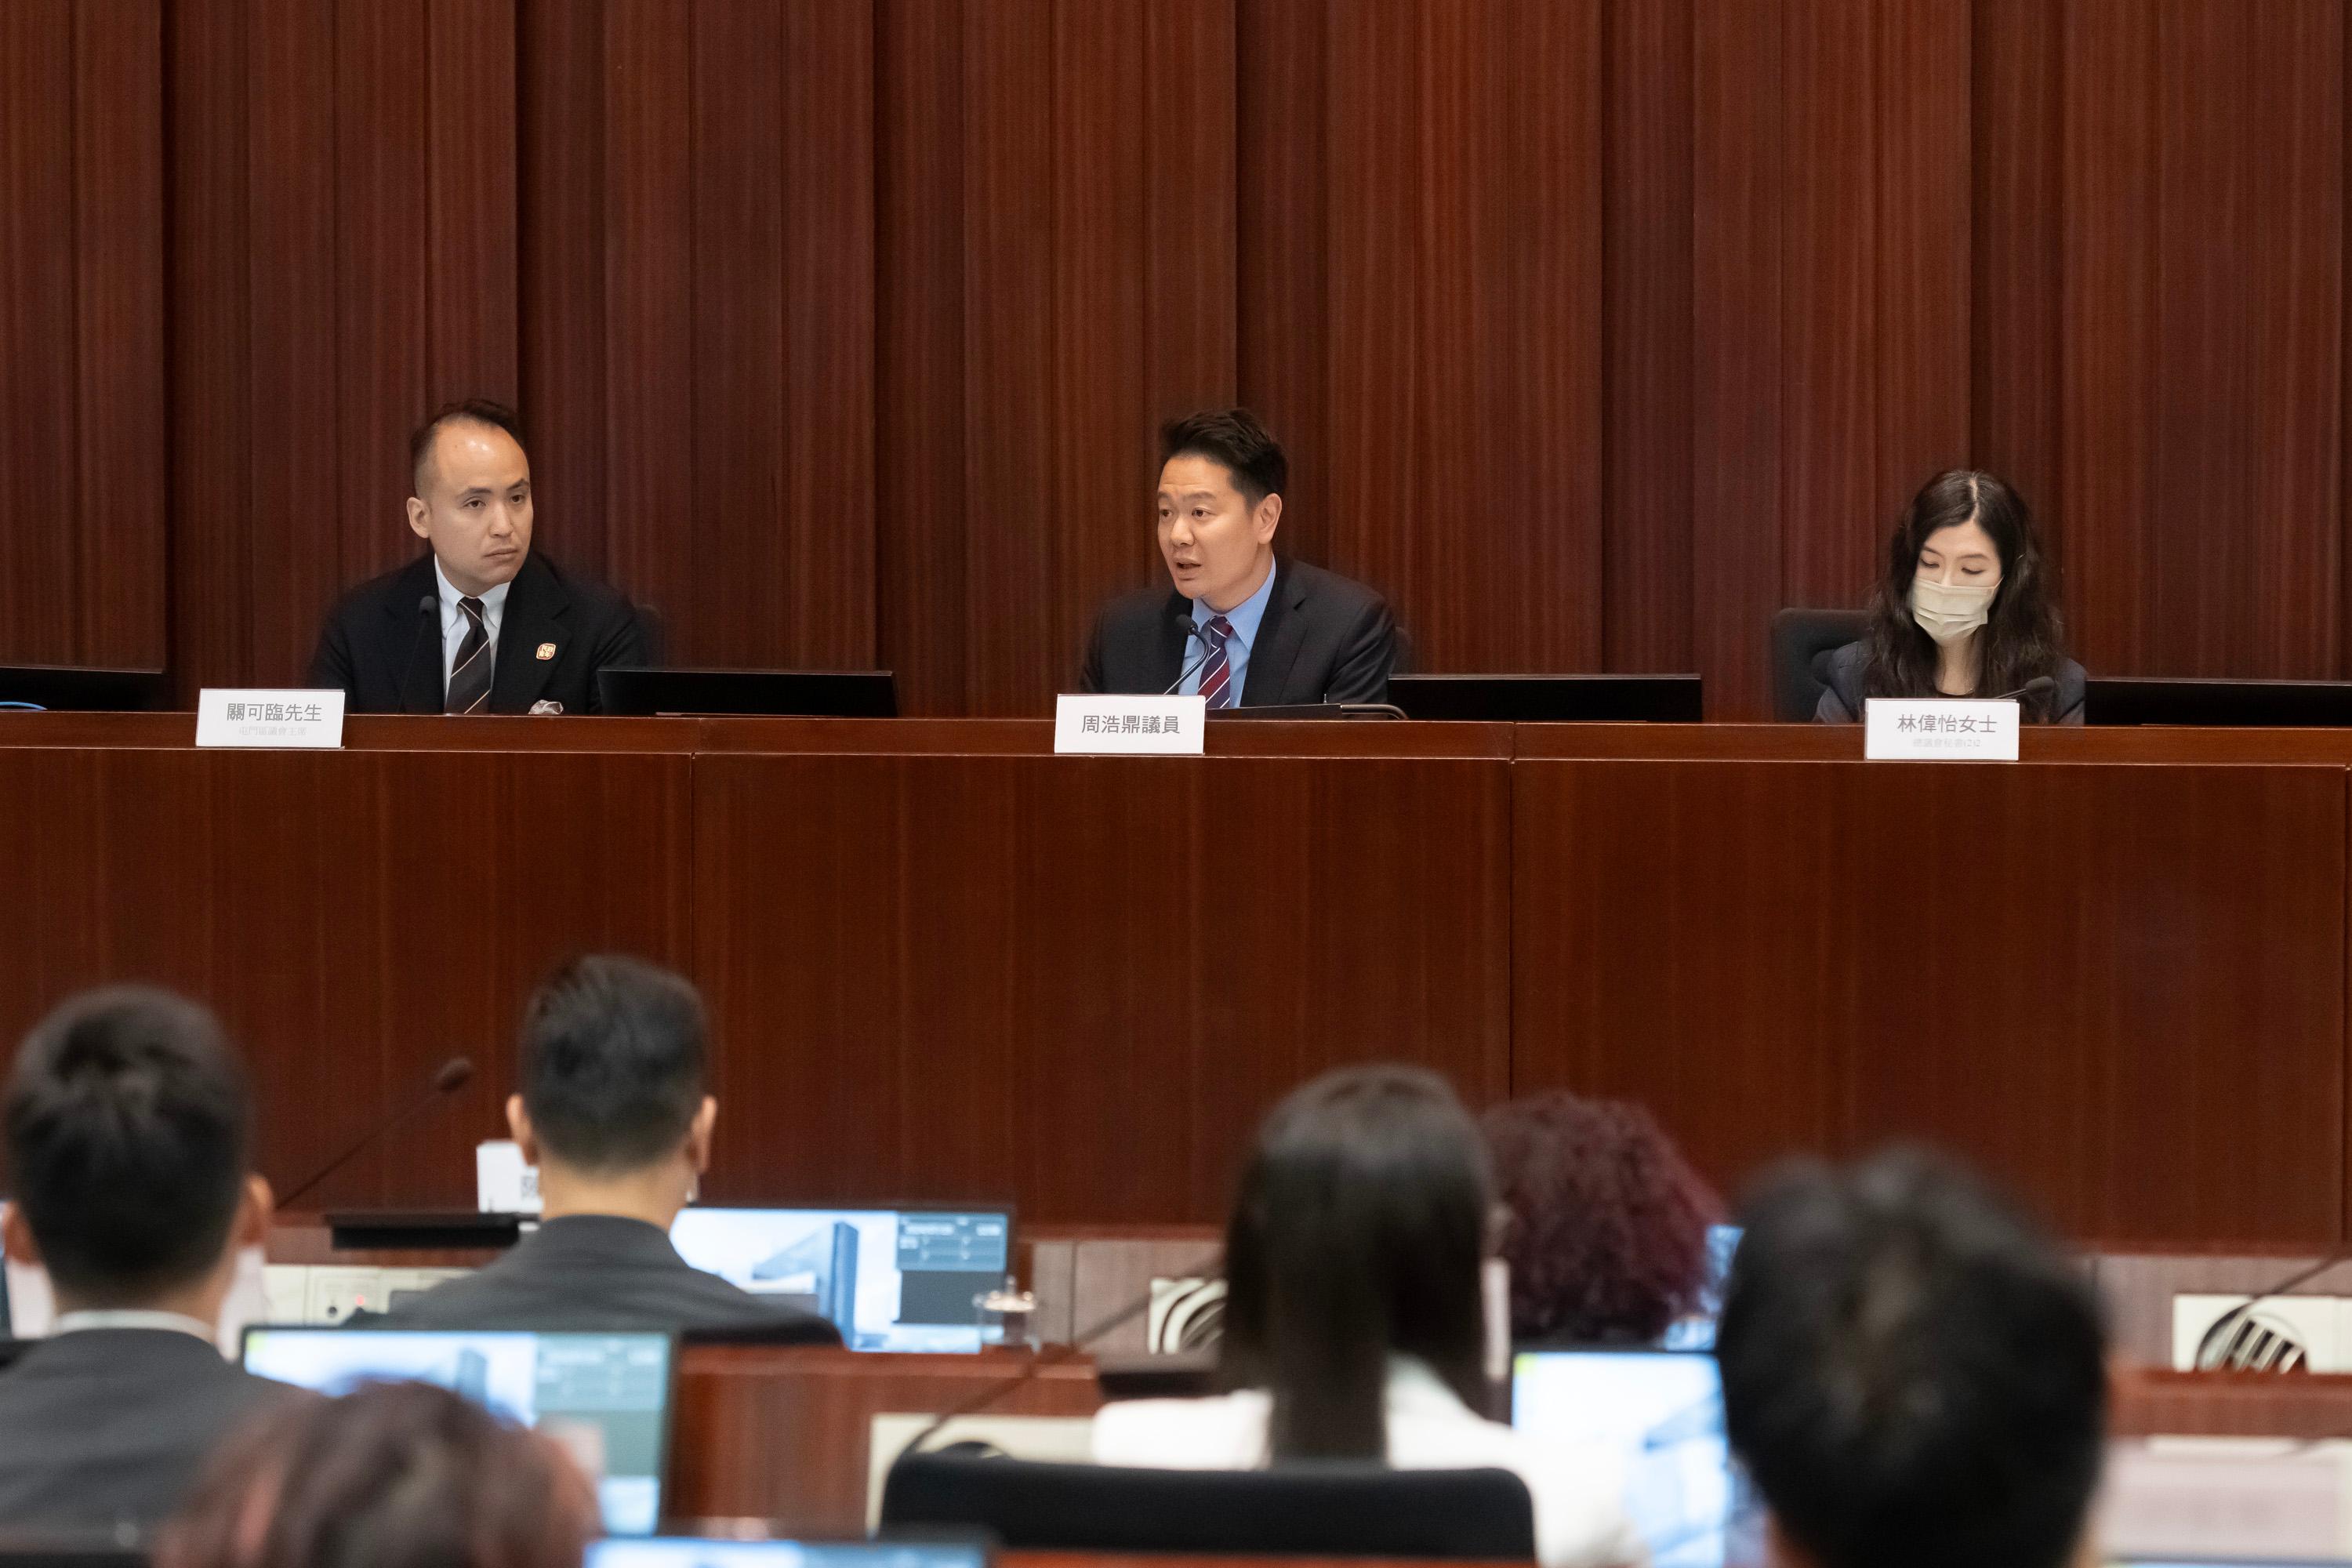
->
[1863,699,2020,761]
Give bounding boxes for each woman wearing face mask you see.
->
[1813,469,2083,724]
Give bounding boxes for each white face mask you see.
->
[1911,577,1998,644]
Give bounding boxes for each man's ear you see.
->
[406,495,432,541]
[507,1094,541,1166]
[1,1204,40,1269]
[1252,492,1283,546]
[687,1097,717,1176]
[238,1174,274,1250]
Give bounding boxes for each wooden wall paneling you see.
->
[1689,0,1784,719]
[0,1,165,670]
[694,752,1510,1221]
[425,0,521,410]
[1600,0,1695,676]
[0,748,692,1209]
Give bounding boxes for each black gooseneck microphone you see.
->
[2192,1247,2352,1371]
[1160,615,1212,696]
[402,592,438,713]
[1991,674,2056,702]
[277,1056,477,1211]
[892,1247,1225,1464]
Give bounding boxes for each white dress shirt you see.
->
[434,557,512,690]
[1091,1357,1649,1568]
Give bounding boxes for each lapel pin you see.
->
[536,642,557,661]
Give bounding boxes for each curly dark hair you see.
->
[1479,1091,1721,1344]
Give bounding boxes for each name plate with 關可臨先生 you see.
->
[195,689,346,750]
[1864,699,2020,762]
[1054,694,1207,755]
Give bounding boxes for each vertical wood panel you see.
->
[1973,0,2063,549]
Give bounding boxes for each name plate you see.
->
[1054,694,1206,755]
[1864,699,2020,762]
[196,689,346,749]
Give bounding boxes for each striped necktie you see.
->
[1196,615,1236,709]
[445,596,495,714]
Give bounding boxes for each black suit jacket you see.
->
[371,1214,844,1339]
[0,1328,307,1532]
[1078,559,1398,706]
[1813,640,2087,725]
[308,552,647,715]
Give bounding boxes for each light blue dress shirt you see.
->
[1180,559,1279,704]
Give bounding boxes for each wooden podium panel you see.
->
[0,744,692,1207]
[1514,759,2347,1243]
[693,751,1513,1220]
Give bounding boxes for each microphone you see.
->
[277,1056,477,1211]
[892,1247,1224,1463]
[2191,1247,2352,1371]
[1160,615,1212,696]
[1991,675,2056,702]
[403,592,438,714]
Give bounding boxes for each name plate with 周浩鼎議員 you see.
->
[1054,694,1207,755]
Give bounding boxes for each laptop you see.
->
[590,1541,986,1568]
[1511,1348,1759,1568]
[2088,676,2352,727]
[0,666,169,712]
[670,1205,1013,1353]
[241,1327,677,1535]
[1659,1224,1743,1352]
[596,668,897,718]
[1388,673,1704,724]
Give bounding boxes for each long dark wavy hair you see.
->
[1863,470,2067,720]
[1218,1065,1491,1461]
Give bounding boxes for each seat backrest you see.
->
[879,1452,1537,1558]
[1769,608,1869,720]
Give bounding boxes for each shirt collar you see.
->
[53,1308,217,1343]
[434,555,514,619]
[1193,556,1279,649]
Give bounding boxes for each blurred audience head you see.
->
[510,954,716,1220]
[162,1381,597,1568]
[3,985,268,1316]
[1220,1064,1492,1461]
[1716,1147,2106,1568]
[1479,1090,1719,1345]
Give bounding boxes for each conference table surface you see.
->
[2,713,2345,1245]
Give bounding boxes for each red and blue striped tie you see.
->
[1196,615,1236,709]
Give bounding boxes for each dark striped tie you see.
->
[445,596,495,715]
[1196,615,1236,709]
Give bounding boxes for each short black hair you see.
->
[1160,408,1287,507]
[1716,1148,2107,1568]
[410,399,527,497]
[5,986,252,1301]
[518,955,707,1174]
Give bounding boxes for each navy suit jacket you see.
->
[1078,559,1398,706]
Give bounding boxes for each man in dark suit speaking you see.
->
[1080,408,1398,706]
[310,400,645,714]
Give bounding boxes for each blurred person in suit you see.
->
[1080,408,1398,707]
[310,400,645,715]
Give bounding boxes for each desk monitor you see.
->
[2088,676,2352,727]
[241,1327,675,1536]
[597,668,898,719]
[670,1205,1012,1353]
[590,1541,986,1568]
[0,666,169,713]
[1511,1348,1759,1568]
[1388,673,1704,724]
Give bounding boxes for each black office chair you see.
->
[880,1452,1536,1558]
[1769,608,1867,721]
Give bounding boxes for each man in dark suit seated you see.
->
[378,955,838,1341]
[1715,1149,2107,1568]
[0,987,306,1532]
[310,399,646,715]
[1080,408,1398,707]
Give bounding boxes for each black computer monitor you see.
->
[596,668,897,718]
[1388,674,1703,723]
[2088,676,2352,727]
[0,667,169,713]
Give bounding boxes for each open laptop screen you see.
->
[589,1541,986,1568]
[1512,1348,1759,1568]
[241,1327,674,1536]
[669,1206,1011,1352]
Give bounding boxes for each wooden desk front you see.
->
[1,716,2344,1243]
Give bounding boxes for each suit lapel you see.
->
[1239,561,1308,707]
[387,556,444,714]
[1152,590,1192,692]
[488,554,570,713]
